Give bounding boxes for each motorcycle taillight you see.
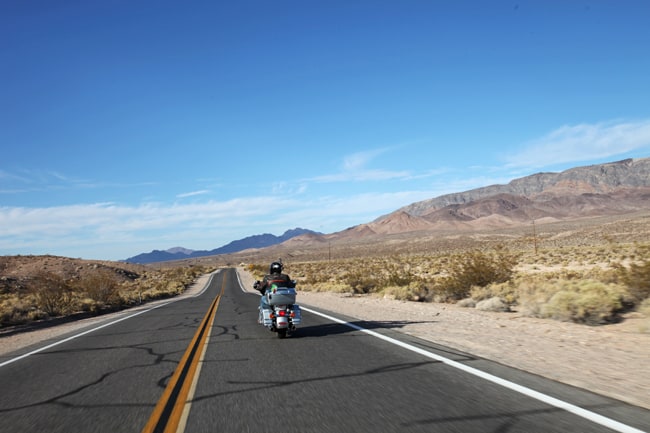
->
[278,310,287,317]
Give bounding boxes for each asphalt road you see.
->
[0,268,648,433]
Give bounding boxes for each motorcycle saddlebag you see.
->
[266,288,297,306]
[260,308,273,327]
[290,305,302,325]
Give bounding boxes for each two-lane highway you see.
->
[0,268,648,432]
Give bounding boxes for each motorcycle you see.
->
[255,282,302,338]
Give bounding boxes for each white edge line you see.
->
[0,270,222,369]
[0,301,172,368]
[235,269,245,292]
[235,268,251,294]
[300,305,646,433]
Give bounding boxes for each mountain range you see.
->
[362,157,650,235]
[285,157,650,244]
[127,157,650,262]
[125,228,320,264]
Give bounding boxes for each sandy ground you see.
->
[2,269,648,411]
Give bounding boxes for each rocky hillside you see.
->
[0,255,147,295]
[280,158,650,244]
[399,158,650,216]
[364,158,650,234]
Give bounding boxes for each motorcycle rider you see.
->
[255,260,295,311]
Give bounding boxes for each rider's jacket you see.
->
[257,272,294,295]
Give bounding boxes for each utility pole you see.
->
[532,220,538,255]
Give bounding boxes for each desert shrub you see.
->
[342,268,378,294]
[0,264,216,326]
[248,263,268,278]
[534,280,628,325]
[385,270,414,287]
[75,271,121,308]
[77,297,100,312]
[160,280,186,295]
[517,278,558,317]
[383,260,418,287]
[301,282,351,293]
[117,265,212,305]
[0,295,41,326]
[612,244,650,303]
[382,284,428,302]
[28,271,75,316]
[470,281,518,304]
[440,246,519,300]
[246,263,268,274]
[635,298,650,333]
[476,296,510,312]
[639,298,650,316]
[456,298,476,308]
[135,268,201,300]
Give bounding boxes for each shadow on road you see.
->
[295,319,437,338]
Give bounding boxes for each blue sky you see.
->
[2,1,650,261]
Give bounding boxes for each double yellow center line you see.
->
[142,274,225,433]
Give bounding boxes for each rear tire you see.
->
[277,329,287,339]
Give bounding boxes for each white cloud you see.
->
[176,190,210,198]
[306,147,413,183]
[0,170,30,182]
[271,182,308,195]
[0,199,265,237]
[506,119,650,169]
[342,148,388,171]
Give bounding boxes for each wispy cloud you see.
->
[0,198,279,258]
[272,182,308,195]
[0,170,31,183]
[176,190,210,198]
[342,148,388,171]
[307,147,413,183]
[506,119,650,169]
[0,168,160,194]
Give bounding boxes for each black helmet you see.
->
[269,261,283,274]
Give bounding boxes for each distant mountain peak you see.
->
[166,247,194,255]
[124,227,321,264]
[367,211,433,234]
